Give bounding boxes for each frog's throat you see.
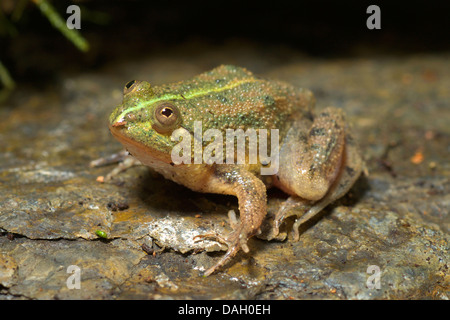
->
[114,77,259,123]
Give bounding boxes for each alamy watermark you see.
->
[66,5,81,30]
[366,5,381,30]
[170,121,280,175]
[66,5,382,31]
[66,265,81,289]
[366,265,381,290]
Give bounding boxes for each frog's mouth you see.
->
[108,123,173,165]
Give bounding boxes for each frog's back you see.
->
[152,65,315,136]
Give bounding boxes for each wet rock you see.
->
[0,48,448,299]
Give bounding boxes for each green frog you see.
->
[101,65,363,276]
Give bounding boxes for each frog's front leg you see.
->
[197,164,267,276]
[271,107,362,240]
[90,150,142,181]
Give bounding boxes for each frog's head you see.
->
[109,80,187,164]
[108,65,264,164]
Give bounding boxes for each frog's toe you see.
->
[203,242,241,277]
[264,223,289,241]
[264,197,298,240]
[252,209,285,241]
[292,220,302,241]
[227,210,238,229]
[89,150,130,168]
[238,232,250,253]
[262,220,280,241]
[196,227,249,276]
[193,232,228,245]
[91,151,142,182]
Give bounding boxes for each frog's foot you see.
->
[194,210,251,276]
[202,229,248,277]
[273,151,363,241]
[267,197,312,241]
[90,150,142,181]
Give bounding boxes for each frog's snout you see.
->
[109,103,138,128]
[111,119,127,128]
[109,113,127,127]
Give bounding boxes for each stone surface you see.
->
[0,44,448,299]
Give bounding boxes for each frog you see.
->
[100,65,363,276]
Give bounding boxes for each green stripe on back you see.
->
[114,78,258,123]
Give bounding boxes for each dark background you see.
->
[1,0,449,86]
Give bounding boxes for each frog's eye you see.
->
[123,80,153,98]
[125,80,135,89]
[153,103,181,133]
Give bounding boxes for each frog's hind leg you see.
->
[272,116,363,241]
[291,134,362,240]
